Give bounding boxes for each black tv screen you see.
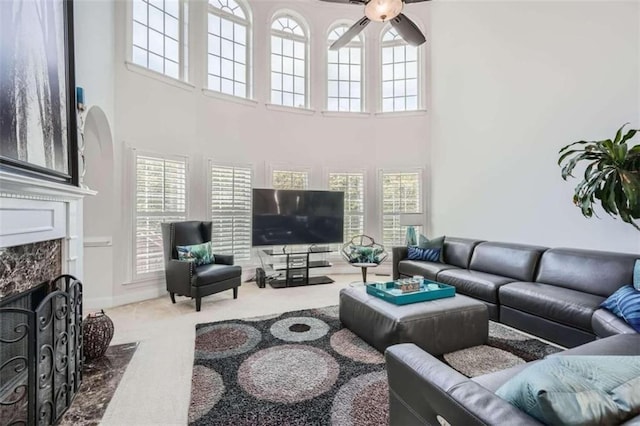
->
[252,189,344,246]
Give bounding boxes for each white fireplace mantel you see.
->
[0,170,96,281]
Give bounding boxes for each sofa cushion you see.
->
[442,237,484,269]
[437,269,515,304]
[535,248,637,297]
[500,282,604,331]
[398,260,457,281]
[193,264,242,286]
[469,242,547,282]
[495,356,640,426]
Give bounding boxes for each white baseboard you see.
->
[85,265,393,310]
[84,283,166,310]
[83,295,116,311]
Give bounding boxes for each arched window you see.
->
[381,27,419,112]
[207,0,250,98]
[270,14,308,108]
[327,24,363,112]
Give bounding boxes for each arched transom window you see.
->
[381,27,419,112]
[327,25,363,112]
[270,15,308,108]
[207,0,250,98]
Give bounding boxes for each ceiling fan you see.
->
[320,0,430,50]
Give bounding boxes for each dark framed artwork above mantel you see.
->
[0,0,78,185]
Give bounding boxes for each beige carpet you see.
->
[100,275,362,425]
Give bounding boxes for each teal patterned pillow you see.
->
[348,246,384,264]
[634,259,640,291]
[496,356,640,425]
[176,242,215,266]
[416,235,445,262]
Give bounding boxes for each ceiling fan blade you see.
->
[390,13,426,46]
[403,0,431,3]
[329,16,370,50]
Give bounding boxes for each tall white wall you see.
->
[101,0,431,306]
[76,0,640,308]
[74,0,117,306]
[429,0,640,253]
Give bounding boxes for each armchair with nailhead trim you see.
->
[161,221,242,311]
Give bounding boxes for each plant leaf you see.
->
[561,153,600,180]
[558,149,585,166]
[559,140,591,154]
[613,123,628,144]
[559,124,640,231]
[619,170,640,213]
[599,173,619,217]
[620,128,638,144]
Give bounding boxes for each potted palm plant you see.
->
[558,124,640,230]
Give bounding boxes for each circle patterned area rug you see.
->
[189,307,562,425]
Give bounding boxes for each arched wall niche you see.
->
[83,105,115,238]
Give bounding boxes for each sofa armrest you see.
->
[385,344,542,426]
[214,254,234,265]
[392,246,408,279]
[592,308,636,338]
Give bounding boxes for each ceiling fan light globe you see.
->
[364,0,403,22]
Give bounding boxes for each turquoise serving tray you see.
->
[366,279,456,305]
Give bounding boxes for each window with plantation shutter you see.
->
[135,153,187,276]
[381,170,422,247]
[272,169,309,190]
[210,163,253,261]
[328,172,365,241]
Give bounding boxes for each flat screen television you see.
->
[252,189,344,246]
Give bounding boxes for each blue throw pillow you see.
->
[415,235,445,262]
[407,246,441,262]
[601,285,640,333]
[634,259,640,291]
[496,356,640,425]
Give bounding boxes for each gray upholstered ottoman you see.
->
[339,287,488,355]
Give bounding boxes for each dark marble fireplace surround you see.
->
[0,239,80,425]
[0,239,62,300]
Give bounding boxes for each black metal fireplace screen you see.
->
[0,275,83,426]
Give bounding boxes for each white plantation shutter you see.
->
[210,164,252,261]
[381,171,422,247]
[272,170,308,190]
[328,172,365,241]
[135,154,187,275]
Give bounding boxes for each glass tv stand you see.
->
[260,247,335,288]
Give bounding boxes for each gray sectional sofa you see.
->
[393,237,638,348]
[386,334,640,426]
[388,237,639,425]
